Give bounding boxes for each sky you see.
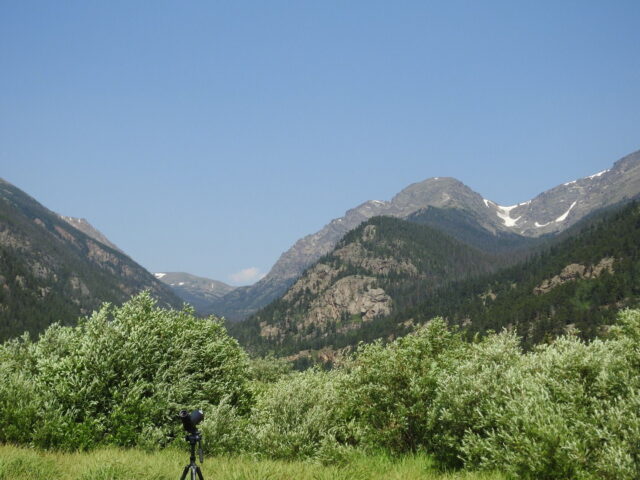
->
[1,1,639,285]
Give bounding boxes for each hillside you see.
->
[0,178,182,341]
[400,201,640,346]
[230,215,502,355]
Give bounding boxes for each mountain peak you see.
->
[207,149,640,320]
[391,177,483,210]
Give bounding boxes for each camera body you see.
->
[179,409,204,435]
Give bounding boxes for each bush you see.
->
[430,330,523,468]
[0,292,252,450]
[458,312,640,479]
[4,295,640,477]
[340,318,466,454]
[248,368,347,461]
[0,336,40,444]
[199,395,251,456]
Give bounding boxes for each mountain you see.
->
[208,178,505,320]
[229,214,505,356]
[480,150,640,236]
[232,200,640,361]
[153,272,236,312]
[378,200,640,348]
[59,216,124,253]
[0,178,182,342]
[209,149,640,320]
[405,207,543,255]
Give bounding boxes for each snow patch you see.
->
[555,201,577,223]
[518,200,532,206]
[178,282,185,286]
[535,221,551,228]
[483,199,492,207]
[587,169,609,180]
[496,205,522,227]
[563,180,577,186]
[155,273,166,279]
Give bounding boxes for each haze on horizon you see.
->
[1,1,639,285]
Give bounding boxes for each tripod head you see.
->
[185,431,204,464]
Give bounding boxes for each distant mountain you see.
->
[405,207,543,255]
[479,150,640,236]
[232,201,640,360]
[0,178,182,342]
[154,272,236,312]
[209,149,640,321]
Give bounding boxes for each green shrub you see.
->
[0,292,252,451]
[430,330,523,468]
[249,368,347,460]
[340,318,466,454]
[199,395,251,456]
[459,312,640,479]
[5,294,640,478]
[0,336,40,445]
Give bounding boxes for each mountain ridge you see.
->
[0,177,182,341]
[231,200,640,361]
[208,149,640,320]
[154,271,236,312]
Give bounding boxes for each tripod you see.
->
[180,431,205,480]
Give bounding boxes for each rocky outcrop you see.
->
[260,275,392,340]
[305,275,392,325]
[533,257,615,295]
[334,242,419,276]
[283,263,345,302]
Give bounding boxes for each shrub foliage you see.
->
[0,292,251,450]
[2,296,640,478]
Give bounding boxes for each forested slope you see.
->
[323,201,640,352]
[0,179,182,341]
[231,201,640,359]
[230,215,505,356]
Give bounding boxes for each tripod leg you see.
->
[195,465,204,480]
[180,465,190,480]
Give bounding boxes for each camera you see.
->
[179,409,204,435]
[178,409,205,479]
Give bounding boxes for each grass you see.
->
[0,444,504,480]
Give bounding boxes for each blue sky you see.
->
[1,1,639,285]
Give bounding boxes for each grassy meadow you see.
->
[0,445,503,480]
